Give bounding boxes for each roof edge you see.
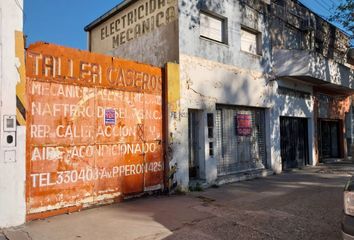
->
[297,0,351,39]
[84,0,137,31]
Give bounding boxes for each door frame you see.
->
[318,119,341,161]
[188,109,205,180]
[280,116,309,170]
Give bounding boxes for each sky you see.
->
[24,0,347,50]
[24,0,123,49]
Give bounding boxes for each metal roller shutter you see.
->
[216,106,267,176]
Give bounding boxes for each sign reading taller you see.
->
[26,42,164,219]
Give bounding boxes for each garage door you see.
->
[215,106,267,176]
[280,117,309,169]
[26,43,164,219]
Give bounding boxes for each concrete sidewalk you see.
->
[1,163,353,240]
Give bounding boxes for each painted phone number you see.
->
[31,162,162,188]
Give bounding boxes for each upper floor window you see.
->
[240,27,262,55]
[200,12,227,44]
[284,25,303,50]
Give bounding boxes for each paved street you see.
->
[1,162,353,240]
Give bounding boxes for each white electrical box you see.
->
[2,115,17,147]
[3,115,16,131]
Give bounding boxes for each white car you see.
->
[343,176,354,239]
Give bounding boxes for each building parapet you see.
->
[273,49,354,92]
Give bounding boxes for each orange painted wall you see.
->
[26,42,164,219]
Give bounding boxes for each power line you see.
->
[313,0,332,15]
[298,0,350,35]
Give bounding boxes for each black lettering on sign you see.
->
[120,31,126,45]
[142,18,150,34]
[101,28,105,40]
[158,0,165,9]
[138,5,144,19]
[150,0,156,13]
[135,24,141,38]
[115,19,121,32]
[127,12,134,26]
[99,0,177,49]
[156,11,164,27]
[121,15,127,29]
[112,34,119,48]
[127,28,134,41]
[110,22,115,35]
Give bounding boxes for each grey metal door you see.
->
[216,106,266,176]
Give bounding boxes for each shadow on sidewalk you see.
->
[2,165,352,240]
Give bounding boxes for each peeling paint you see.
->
[25,43,164,219]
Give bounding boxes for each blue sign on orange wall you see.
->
[105,109,116,125]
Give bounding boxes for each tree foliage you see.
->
[329,0,354,42]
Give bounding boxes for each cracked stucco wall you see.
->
[169,0,275,188]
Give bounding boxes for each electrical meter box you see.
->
[2,115,16,147]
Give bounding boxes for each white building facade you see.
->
[0,0,26,227]
[85,0,354,191]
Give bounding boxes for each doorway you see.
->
[188,110,204,179]
[215,106,267,176]
[318,120,340,159]
[280,117,309,169]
